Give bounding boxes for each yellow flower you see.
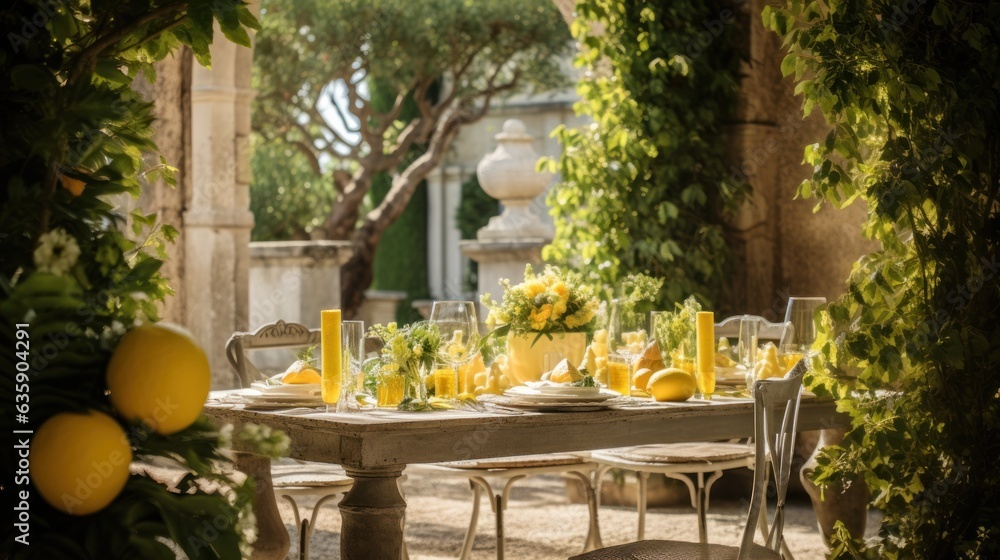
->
[525,280,546,298]
[551,299,568,319]
[529,304,553,330]
[553,282,569,300]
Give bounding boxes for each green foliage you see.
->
[250,135,335,240]
[545,0,743,310]
[764,1,1000,557]
[253,0,572,313]
[372,174,431,324]
[0,1,263,557]
[457,174,500,292]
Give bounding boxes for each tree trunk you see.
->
[340,236,377,319]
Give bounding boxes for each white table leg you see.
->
[235,452,290,560]
[340,466,407,560]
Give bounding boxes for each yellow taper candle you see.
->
[695,311,716,399]
[321,309,342,405]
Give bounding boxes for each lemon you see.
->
[106,324,210,434]
[632,367,654,392]
[31,410,132,515]
[282,360,321,384]
[647,368,697,402]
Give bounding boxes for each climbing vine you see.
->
[765,1,999,557]
[545,0,744,309]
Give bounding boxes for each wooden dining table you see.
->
[204,394,847,560]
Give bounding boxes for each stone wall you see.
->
[724,0,875,318]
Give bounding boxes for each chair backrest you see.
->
[226,320,320,388]
[737,359,805,559]
[715,314,787,342]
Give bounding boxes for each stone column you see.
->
[443,165,465,298]
[427,167,445,299]
[186,8,259,388]
[460,119,554,318]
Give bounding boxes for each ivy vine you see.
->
[765,1,1000,557]
[544,0,744,309]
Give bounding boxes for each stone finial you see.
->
[475,119,555,241]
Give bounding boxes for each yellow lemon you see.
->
[31,410,132,515]
[282,360,321,384]
[632,367,655,392]
[647,368,697,402]
[106,324,210,434]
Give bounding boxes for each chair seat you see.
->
[570,539,780,560]
[442,453,587,470]
[271,461,353,488]
[596,442,753,464]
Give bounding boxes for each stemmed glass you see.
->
[780,296,826,370]
[337,320,365,412]
[738,315,760,392]
[429,301,479,399]
[608,299,646,395]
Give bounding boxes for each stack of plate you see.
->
[242,382,323,407]
[494,383,621,411]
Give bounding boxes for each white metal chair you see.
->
[416,453,603,560]
[588,316,787,545]
[570,361,805,560]
[225,320,356,560]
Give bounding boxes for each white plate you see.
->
[518,382,602,397]
[486,395,620,412]
[249,382,321,397]
[503,386,618,403]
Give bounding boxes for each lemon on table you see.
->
[632,367,655,392]
[106,324,210,434]
[31,410,132,515]
[647,368,697,402]
[282,360,321,384]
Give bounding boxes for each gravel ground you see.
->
[276,468,882,560]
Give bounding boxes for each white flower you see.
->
[33,228,80,275]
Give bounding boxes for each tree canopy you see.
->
[253,0,571,313]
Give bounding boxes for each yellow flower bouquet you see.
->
[482,264,599,335]
[482,265,599,383]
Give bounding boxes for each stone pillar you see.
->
[443,165,465,298]
[248,241,354,328]
[427,167,445,299]
[360,290,408,327]
[186,7,259,388]
[460,119,555,318]
[460,240,547,319]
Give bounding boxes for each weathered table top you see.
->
[205,394,846,468]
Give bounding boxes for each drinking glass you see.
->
[607,354,631,396]
[780,296,826,370]
[337,320,364,413]
[738,315,760,392]
[608,299,647,381]
[430,301,479,397]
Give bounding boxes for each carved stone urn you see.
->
[475,119,554,241]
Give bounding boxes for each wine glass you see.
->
[608,299,647,394]
[780,296,826,370]
[337,320,364,413]
[430,301,479,398]
[738,315,760,392]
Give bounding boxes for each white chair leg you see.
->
[460,479,485,560]
[567,471,603,551]
[695,472,708,544]
[637,471,649,541]
[397,479,410,560]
